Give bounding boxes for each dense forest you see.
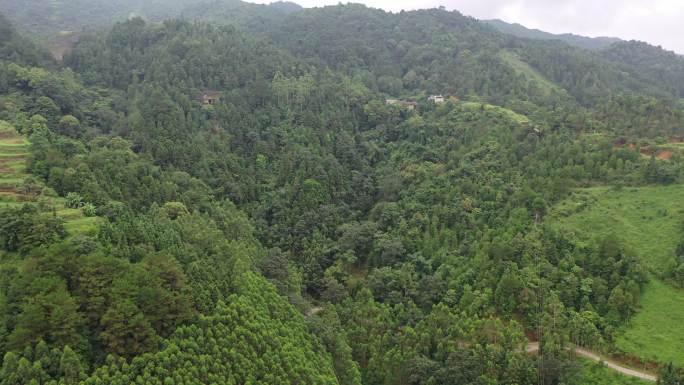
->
[0,1,683,384]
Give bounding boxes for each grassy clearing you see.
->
[63,216,102,236]
[661,142,684,149]
[549,185,684,272]
[615,279,684,366]
[549,184,684,366]
[461,101,531,125]
[500,50,565,96]
[572,358,651,385]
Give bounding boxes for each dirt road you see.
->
[526,342,657,382]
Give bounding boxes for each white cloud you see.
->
[252,0,684,53]
[443,0,684,53]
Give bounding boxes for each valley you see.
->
[0,1,683,384]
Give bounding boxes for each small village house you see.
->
[201,90,221,105]
[428,95,445,103]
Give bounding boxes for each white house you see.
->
[428,95,445,103]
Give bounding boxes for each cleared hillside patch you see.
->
[549,185,684,272]
[616,279,684,366]
[548,184,684,366]
[500,50,565,96]
[460,101,531,125]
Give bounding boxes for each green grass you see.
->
[616,279,684,366]
[572,358,651,385]
[63,216,102,236]
[0,141,29,148]
[549,185,684,272]
[0,130,28,184]
[56,207,84,219]
[2,161,26,172]
[500,50,565,96]
[0,199,22,205]
[0,135,29,158]
[0,149,28,157]
[461,101,530,125]
[0,177,23,186]
[549,184,684,366]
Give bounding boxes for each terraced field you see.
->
[0,123,101,253]
[0,124,30,208]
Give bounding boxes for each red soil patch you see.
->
[0,131,19,140]
[524,329,538,342]
[640,147,676,160]
[658,149,674,160]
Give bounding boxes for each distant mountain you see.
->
[482,19,621,50]
[600,40,684,98]
[3,0,684,101]
[0,12,53,66]
[0,0,302,37]
[268,1,304,14]
[231,4,673,104]
[0,0,200,36]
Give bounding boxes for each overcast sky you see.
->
[256,0,684,53]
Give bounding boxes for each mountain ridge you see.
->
[482,18,622,50]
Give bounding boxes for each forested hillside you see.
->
[184,3,678,107]
[0,14,52,67]
[600,41,684,98]
[0,2,683,385]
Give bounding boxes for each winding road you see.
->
[305,304,657,382]
[526,342,657,382]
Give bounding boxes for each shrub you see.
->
[82,203,97,217]
[65,192,83,208]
